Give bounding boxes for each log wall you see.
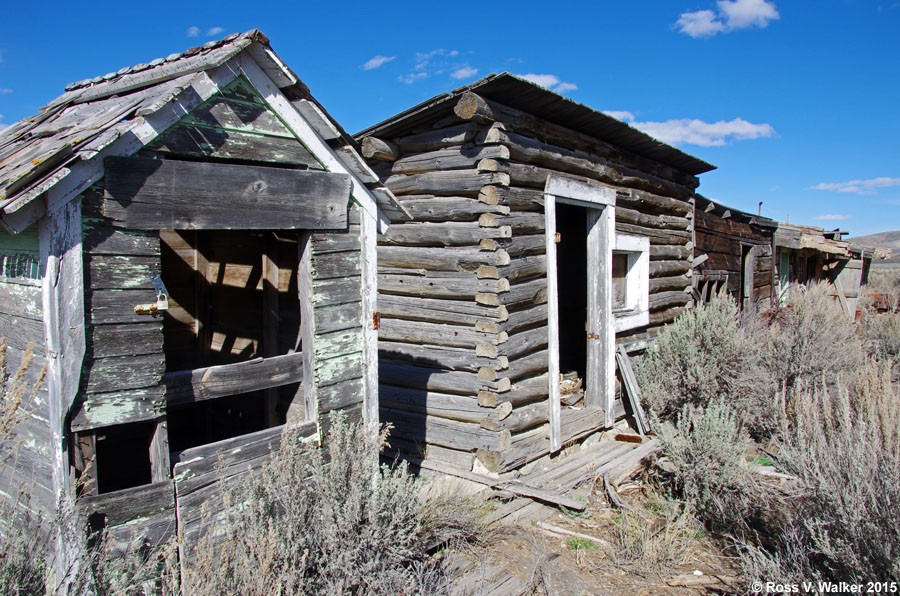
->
[362,93,699,474]
[694,206,774,310]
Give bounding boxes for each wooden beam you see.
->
[103,157,350,230]
[543,193,561,453]
[165,352,304,408]
[361,136,400,161]
[616,345,650,435]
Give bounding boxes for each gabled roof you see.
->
[357,72,716,177]
[0,30,405,234]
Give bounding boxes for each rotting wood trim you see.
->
[165,352,303,408]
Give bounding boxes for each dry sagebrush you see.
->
[183,412,483,596]
[742,361,900,583]
[635,295,777,435]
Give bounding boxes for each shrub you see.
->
[183,412,482,595]
[652,399,759,532]
[635,295,776,434]
[757,282,861,392]
[610,492,696,572]
[752,361,900,582]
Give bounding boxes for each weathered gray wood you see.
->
[395,196,509,222]
[479,186,544,211]
[616,345,650,435]
[310,277,362,308]
[379,318,505,350]
[493,326,547,360]
[378,245,509,273]
[103,157,350,230]
[0,312,44,351]
[379,407,509,452]
[379,384,489,423]
[78,479,175,530]
[616,206,689,231]
[310,250,361,279]
[650,274,691,293]
[379,273,509,300]
[501,278,547,309]
[380,361,508,396]
[310,231,360,254]
[616,222,692,244]
[648,290,691,311]
[315,351,363,388]
[379,342,504,373]
[390,123,480,153]
[81,353,164,394]
[378,294,507,327]
[650,245,692,260]
[481,401,547,433]
[492,255,546,284]
[505,349,549,382]
[87,323,162,358]
[82,224,160,256]
[380,221,511,248]
[384,144,509,175]
[649,305,686,326]
[165,352,303,408]
[361,136,401,161]
[499,303,547,335]
[87,290,165,324]
[70,386,165,431]
[317,378,365,414]
[314,301,362,334]
[383,170,509,197]
[616,189,692,216]
[649,260,691,278]
[0,281,42,319]
[150,421,170,482]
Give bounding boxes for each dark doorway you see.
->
[555,203,589,382]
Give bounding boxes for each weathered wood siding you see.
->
[694,206,773,309]
[0,228,55,516]
[363,95,698,474]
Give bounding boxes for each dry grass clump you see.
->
[635,295,775,434]
[742,361,900,583]
[609,492,697,573]
[859,270,900,362]
[183,412,484,595]
[756,281,862,392]
[0,340,44,459]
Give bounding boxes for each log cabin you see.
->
[0,30,403,567]
[693,195,777,311]
[355,73,715,476]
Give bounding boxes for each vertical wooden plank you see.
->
[543,194,561,453]
[585,207,602,411]
[150,420,170,483]
[296,232,318,427]
[600,207,616,427]
[39,198,86,585]
[263,233,280,425]
[194,231,211,366]
[359,207,380,439]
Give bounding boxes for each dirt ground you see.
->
[455,481,743,596]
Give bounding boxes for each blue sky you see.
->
[1,0,898,235]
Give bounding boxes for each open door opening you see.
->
[555,203,589,403]
[160,229,303,453]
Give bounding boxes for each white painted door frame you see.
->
[544,177,616,452]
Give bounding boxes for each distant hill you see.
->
[848,230,900,264]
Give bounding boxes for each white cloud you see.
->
[810,177,900,195]
[451,66,478,80]
[206,26,224,36]
[399,72,427,84]
[676,0,779,38]
[186,26,199,37]
[603,110,636,122]
[363,55,396,70]
[0,88,11,94]
[631,117,775,146]
[813,214,851,221]
[516,73,578,94]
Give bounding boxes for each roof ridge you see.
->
[63,29,267,92]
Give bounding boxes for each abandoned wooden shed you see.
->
[773,223,887,318]
[355,73,715,476]
[692,195,777,311]
[0,30,402,558]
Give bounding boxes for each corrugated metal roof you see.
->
[358,72,716,176]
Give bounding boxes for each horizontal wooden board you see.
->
[0,312,44,351]
[314,301,362,335]
[81,353,165,394]
[0,280,42,319]
[83,223,160,256]
[71,385,166,431]
[103,157,350,230]
[87,322,163,358]
[317,377,365,413]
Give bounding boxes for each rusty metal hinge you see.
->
[372,311,381,330]
[555,232,561,243]
[586,333,600,340]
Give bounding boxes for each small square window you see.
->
[613,234,650,333]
